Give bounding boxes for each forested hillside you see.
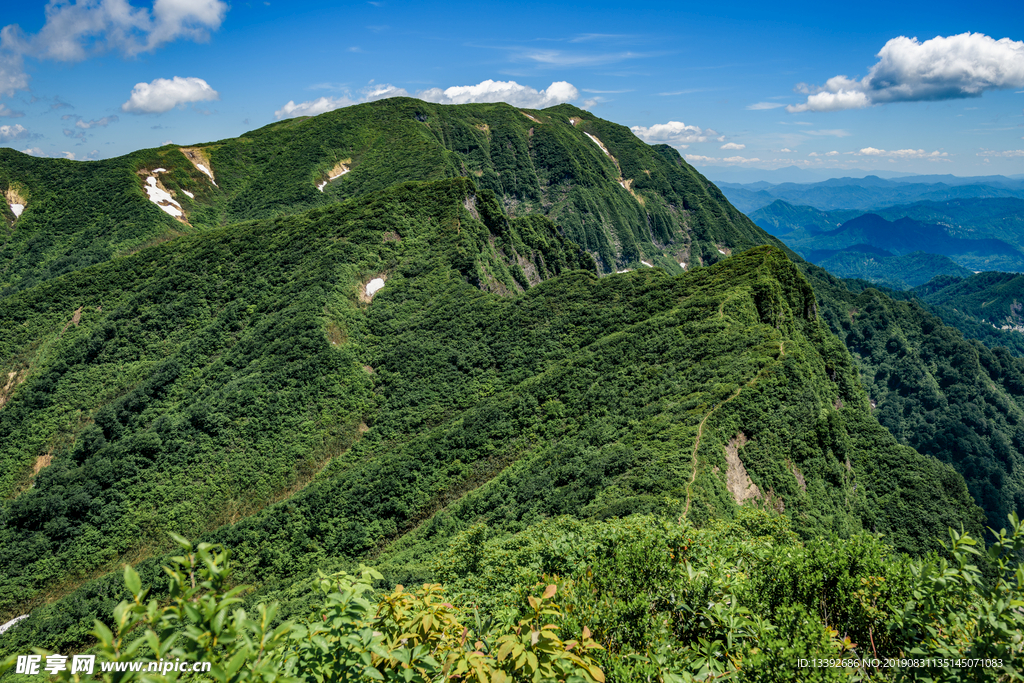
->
[1,99,1022,681]
[1,97,787,296]
[0,177,983,666]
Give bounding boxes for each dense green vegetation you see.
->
[752,206,1024,274]
[805,267,1024,533]
[806,248,972,290]
[5,511,1022,682]
[4,99,1024,681]
[1,98,788,297]
[0,177,983,669]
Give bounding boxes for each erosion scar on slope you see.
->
[682,340,788,518]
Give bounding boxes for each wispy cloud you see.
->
[0,102,24,117]
[977,149,1024,157]
[857,147,950,160]
[805,129,851,137]
[720,142,745,150]
[747,102,785,110]
[516,49,649,68]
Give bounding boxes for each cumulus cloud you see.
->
[746,102,785,110]
[789,33,1024,113]
[122,76,219,114]
[1,0,228,61]
[275,95,358,119]
[779,147,794,152]
[0,123,28,141]
[274,79,579,120]
[720,142,745,150]
[20,146,44,156]
[630,121,721,146]
[857,147,950,160]
[414,80,578,107]
[0,0,227,94]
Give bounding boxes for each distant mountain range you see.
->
[750,197,1024,283]
[717,175,1024,214]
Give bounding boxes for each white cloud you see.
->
[685,154,762,165]
[1,0,227,61]
[805,129,851,137]
[779,147,794,152]
[0,102,23,117]
[417,80,578,107]
[20,146,43,156]
[720,142,745,150]
[60,151,76,160]
[0,50,27,96]
[0,123,28,141]
[789,33,1024,112]
[0,0,226,94]
[825,150,839,156]
[977,149,1024,157]
[63,114,118,128]
[857,147,950,160]
[275,79,579,120]
[275,95,358,119]
[122,76,219,114]
[631,120,719,146]
[746,102,785,110]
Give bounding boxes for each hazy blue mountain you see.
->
[807,247,973,289]
[719,176,1024,213]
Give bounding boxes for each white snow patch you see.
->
[679,262,687,269]
[616,269,631,274]
[182,189,194,199]
[196,163,217,185]
[152,167,168,174]
[974,270,982,274]
[584,132,611,156]
[366,278,386,297]
[618,180,628,189]
[521,111,540,123]
[0,615,28,635]
[10,203,24,217]
[718,249,726,255]
[641,261,653,267]
[318,167,350,192]
[145,175,183,218]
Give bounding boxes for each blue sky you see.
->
[1,0,1022,177]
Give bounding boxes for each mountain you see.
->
[697,165,917,185]
[807,248,973,289]
[752,201,1024,274]
[718,176,1024,214]
[915,271,1024,331]
[3,99,1023,678]
[1,98,786,297]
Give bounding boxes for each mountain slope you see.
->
[807,266,1024,531]
[0,179,982,653]
[0,98,790,297]
[807,248,972,289]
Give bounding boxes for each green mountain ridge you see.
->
[3,98,1024,680]
[0,179,981,662]
[1,98,788,297]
